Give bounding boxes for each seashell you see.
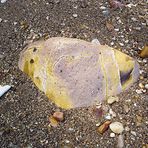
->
[0,85,11,97]
[109,122,124,134]
[18,37,139,109]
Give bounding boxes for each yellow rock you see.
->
[140,45,148,58]
[18,37,139,109]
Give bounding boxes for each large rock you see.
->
[18,37,139,109]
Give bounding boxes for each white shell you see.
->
[0,85,11,97]
[109,122,124,134]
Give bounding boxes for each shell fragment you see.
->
[0,85,11,97]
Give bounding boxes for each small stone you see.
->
[131,131,136,136]
[1,0,7,3]
[91,38,100,45]
[131,17,137,21]
[143,59,147,63]
[136,115,142,126]
[117,135,124,148]
[145,84,148,89]
[125,126,130,132]
[53,111,64,121]
[119,43,124,46]
[136,89,143,94]
[106,22,114,31]
[109,122,124,134]
[110,132,115,137]
[105,114,112,120]
[100,6,106,10]
[123,104,129,113]
[0,18,2,22]
[107,96,119,104]
[13,22,17,25]
[49,116,58,127]
[97,120,111,134]
[124,40,129,43]
[139,45,148,58]
[102,10,109,16]
[110,42,114,46]
[139,83,144,89]
[114,28,119,32]
[73,14,78,18]
[96,122,101,127]
[109,109,116,118]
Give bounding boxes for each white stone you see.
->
[125,126,130,132]
[117,135,124,148]
[131,131,136,136]
[0,18,2,22]
[91,38,100,45]
[110,42,114,45]
[114,28,119,31]
[105,114,111,120]
[109,122,124,134]
[145,84,148,89]
[109,109,116,118]
[136,89,142,94]
[119,43,124,46]
[110,132,115,137]
[100,6,106,10]
[1,0,7,3]
[96,122,101,127]
[73,14,78,18]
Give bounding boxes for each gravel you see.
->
[0,0,147,147]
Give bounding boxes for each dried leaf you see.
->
[97,120,111,134]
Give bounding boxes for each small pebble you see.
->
[53,111,64,121]
[117,135,124,148]
[105,114,112,120]
[110,42,114,46]
[145,84,148,89]
[100,6,106,10]
[119,43,124,46]
[136,89,143,94]
[109,122,124,134]
[73,14,78,18]
[1,0,7,3]
[114,28,119,32]
[125,126,130,132]
[91,38,100,45]
[110,132,115,137]
[124,40,129,43]
[131,131,136,136]
[96,122,101,127]
[139,83,144,89]
[109,109,116,118]
[102,10,109,16]
[0,18,2,22]
[131,17,137,21]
